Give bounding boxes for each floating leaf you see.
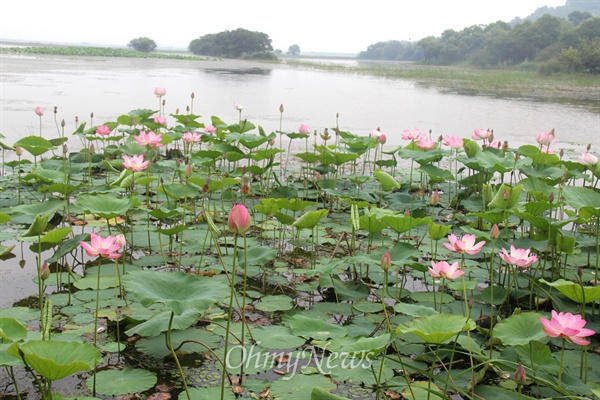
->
[396,314,475,344]
[254,295,293,312]
[311,387,350,400]
[270,374,336,400]
[288,314,348,340]
[252,325,306,349]
[87,368,157,396]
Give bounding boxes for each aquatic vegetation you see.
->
[0,88,599,400]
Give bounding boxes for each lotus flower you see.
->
[381,251,391,272]
[536,130,556,146]
[204,125,217,134]
[442,135,463,149]
[401,129,424,141]
[182,131,202,143]
[80,232,123,259]
[134,130,164,148]
[122,154,149,172]
[443,234,485,255]
[428,261,464,280]
[35,106,44,116]
[540,310,595,346]
[96,125,111,136]
[234,102,244,111]
[472,128,491,141]
[153,116,167,125]
[498,245,538,268]
[154,87,167,97]
[417,137,436,150]
[299,123,311,135]
[228,204,251,235]
[378,134,387,144]
[577,152,598,166]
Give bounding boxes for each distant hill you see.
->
[511,0,599,24]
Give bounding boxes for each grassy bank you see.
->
[284,59,600,102]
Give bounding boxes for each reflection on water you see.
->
[0,53,598,155]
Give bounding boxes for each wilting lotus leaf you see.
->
[270,374,336,400]
[0,244,15,257]
[8,340,102,381]
[87,368,156,396]
[539,279,600,304]
[123,270,228,315]
[493,312,546,346]
[396,314,475,344]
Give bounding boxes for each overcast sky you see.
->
[1,0,568,54]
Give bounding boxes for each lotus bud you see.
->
[228,204,251,234]
[35,106,44,116]
[514,364,526,387]
[242,166,247,175]
[75,116,79,124]
[587,143,592,151]
[405,209,410,216]
[560,149,564,158]
[184,164,193,178]
[437,135,443,142]
[40,262,51,280]
[15,146,23,156]
[223,152,227,160]
[191,92,195,99]
[268,139,276,146]
[548,192,555,203]
[241,184,250,195]
[19,259,26,269]
[89,144,95,154]
[482,184,493,205]
[503,141,509,151]
[336,112,339,119]
[154,87,167,97]
[468,297,475,309]
[62,144,68,154]
[176,159,181,167]
[490,224,500,239]
[381,250,391,272]
[279,103,284,113]
[430,189,440,206]
[577,267,583,277]
[315,172,322,182]
[379,134,387,144]
[54,106,58,114]
[502,188,510,200]
[90,112,94,118]
[303,178,308,187]
[61,119,66,127]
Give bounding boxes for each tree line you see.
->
[358,12,599,74]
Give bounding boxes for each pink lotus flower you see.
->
[204,125,217,134]
[299,123,311,135]
[154,116,167,125]
[134,130,164,148]
[378,134,387,144]
[442,135,463,149]
[234,102,244,111]
[35,106,44,116]
[96,125,111,136]
[536,130,556,146]
[182,131,202,143]
[429,261,464,280]
[540,310,595,346]
[540,146,555,154]
[443,233,486,255]
[576,152,598,166]
[498,245,538,268]
[417,137,436,150]
[486,140,501,149]
[402,129,424,141]
[80,232,123,259]
[381,250,391,272]
[154,87,167,97]
[122,154,149,172]
[228,204,251,234]
[472,128,491,141]
[370,129,381,139]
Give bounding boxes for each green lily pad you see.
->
[123,270,228,315]
[87,367,157,396]
[136,327,221,358]
[288,314,348,340]
[252,325,306,350]
[270,374,336,400]
[396,314,475,344]
[493,312,546,346]
[188,387,236,400]
[254,295,294,312]
[311,387,350,400]
[0,318,27,342]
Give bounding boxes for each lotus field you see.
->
[0,89,599,400]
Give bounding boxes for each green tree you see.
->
[189,28,273,58]
[287,44,301,55]
[127,37,157,52]
[568,10,593,26]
